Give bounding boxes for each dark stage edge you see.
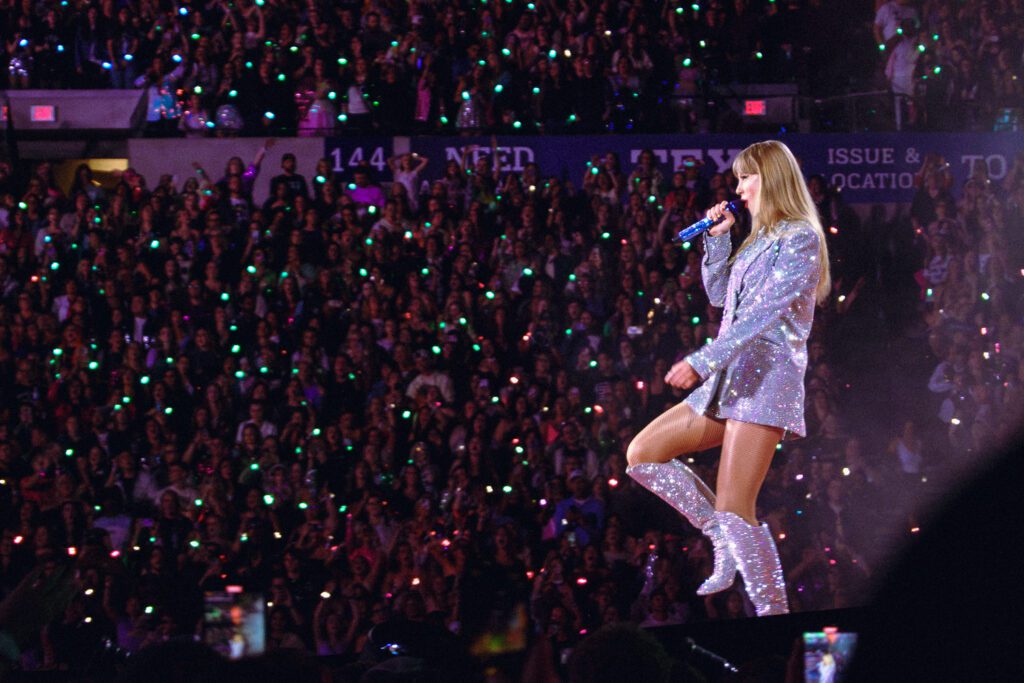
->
[645,606,867,676]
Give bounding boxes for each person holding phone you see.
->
[625,140,831,616]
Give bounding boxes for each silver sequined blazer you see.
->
[683,219,821,438]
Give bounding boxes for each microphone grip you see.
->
[674,216,718,243]
[673,201,739,243]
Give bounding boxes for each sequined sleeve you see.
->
[701,231,733,307]
[686,224,819,380]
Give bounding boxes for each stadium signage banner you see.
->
[396,133,1022,204]
[324,136,394,180]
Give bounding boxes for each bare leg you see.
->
[715,419,784,524]
[714,418,788,616]
[626,405,735,596]
[626,403,726,467]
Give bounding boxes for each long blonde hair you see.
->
[732,140,831,304]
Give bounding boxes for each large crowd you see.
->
[3,0,1021,133]
[875,0,1024,130]
[0,2,1022,677]
[0,136,1021,675]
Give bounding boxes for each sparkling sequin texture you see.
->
[684,221,821,438]
[716,511,789,616]
[626,461,737,595]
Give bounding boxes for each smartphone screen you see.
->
[203,590,265,660]
[803,630,858,683]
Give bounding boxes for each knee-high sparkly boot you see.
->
[715,510,789,616]
[626,460,737,595]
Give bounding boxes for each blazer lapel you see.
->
[729,236,777,309]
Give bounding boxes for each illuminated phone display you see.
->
[803,629,858,683]
[203,589,265,660]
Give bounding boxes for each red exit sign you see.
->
[31,105,57,122]
[744,99,767,116]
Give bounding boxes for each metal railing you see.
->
[807,90,1014,133]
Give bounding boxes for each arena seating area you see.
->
[3,0,1022,133]
[1,0,1023,679]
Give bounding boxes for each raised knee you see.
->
[625,439,650,468]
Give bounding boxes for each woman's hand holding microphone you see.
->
[706,201,735,237]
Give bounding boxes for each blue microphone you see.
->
[673,201,740,243]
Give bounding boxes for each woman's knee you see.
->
[625,438,645,467]
[625,437,658,467]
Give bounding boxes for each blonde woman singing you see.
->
[627,140,830,616]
